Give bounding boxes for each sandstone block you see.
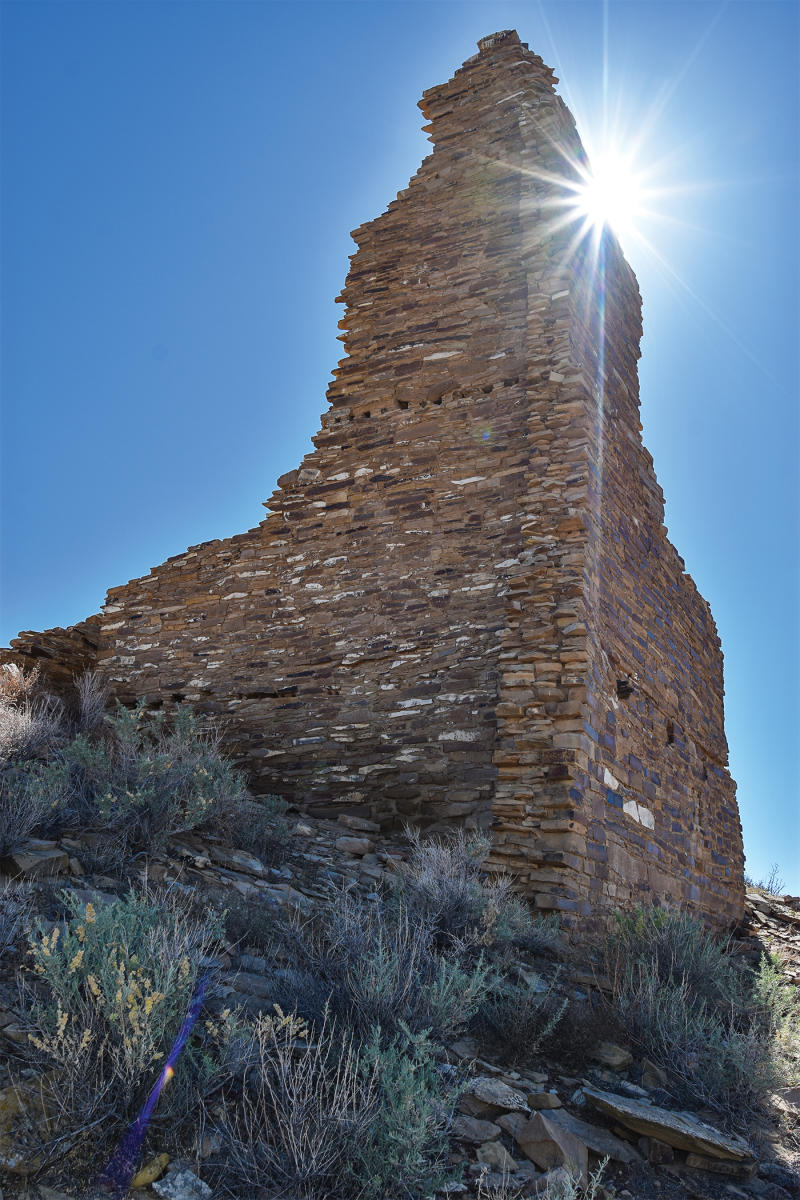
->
[510,1111,588,1189]
[582,1085,753,1160]
[334,835,374,856]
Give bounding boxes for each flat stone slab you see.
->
[509,1111,589,1190]
[546,1107,643,1164]
[1,843,69,879]
[460,1075,529,1115]
[152,1169,212,1200]
[451,1114,502,1143]
[207,845,266,875]
[589,1040,633,1069]
[582,1086,753,1161]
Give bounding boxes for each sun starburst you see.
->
[568,149,646,240]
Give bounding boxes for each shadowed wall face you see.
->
[2,31,744,924]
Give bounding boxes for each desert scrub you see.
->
[0,663,66,764]
[22,887,224,1176]
[605,905,799,1117]
[474,968,568,1066]
[0,771,58,853]
[744,862,786,897]
[354,1024,458,1200]
[0,879,34,959]
[220,1012,457,1200]
[229,792,290,865]
[223,891,285,953]
[393,828,560,962]
[295,887,492,1041]
[25,700,249,864]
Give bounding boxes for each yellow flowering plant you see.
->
[24,888,224,1175]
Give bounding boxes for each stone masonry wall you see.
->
[488,206,744,922]
[1,618,100,695]
[3,32,744,924]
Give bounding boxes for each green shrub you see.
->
[751,953,800,1086]
[0,771,56,853]
[74,670,109,735]
[231,793,290,865]
[299,888,492,1041]
[221,1012,458,1200]
[604,905,799,1116]
[393,828,559,962]
[606,904,747,1014]
[223,893,282,953]
[220,1008,377,1198]
[22,887,224,1176]
[25,701,248,866]
[474,969,568,1065]
[352,1024,458,1200]
[0,663,65,764]
[0,879,34,959]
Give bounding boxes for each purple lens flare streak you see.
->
[97,972,210,1197]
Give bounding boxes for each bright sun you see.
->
[572,150,645,239]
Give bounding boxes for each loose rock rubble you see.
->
[735,892,800,988]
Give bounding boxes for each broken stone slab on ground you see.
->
[476,1139,518,1172]
[527,1089,562,1109]
[334,835,375,856]
[497,1110,588,1189]
[546,1106,643,1164]
[452,1114,502,1143]
[582,1085,754,1161]
[589,1040,633,1069]
[459,1075,530,1117]
[152,1169,212,1200]
[336,813,381,834]
[684,1152,757,1179]
[206,844,267,875]
[0,841,70,880]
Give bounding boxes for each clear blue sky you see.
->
[2,2,797,891]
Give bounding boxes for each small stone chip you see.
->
[152,1169,212,1200]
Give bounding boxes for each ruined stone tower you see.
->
[4,31,745,923]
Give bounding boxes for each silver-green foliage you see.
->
[605,905,799,1116]
[394,828,560,960]
[301,887,493,1041]
[222,1013,457,1200]
[25,702,248,861]
[24,888,223,1173]
[354,1024,457,1200]
[476,969,568,1065]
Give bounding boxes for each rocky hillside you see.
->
[0,671,797,1199]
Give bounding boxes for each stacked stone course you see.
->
[2,31,744,924]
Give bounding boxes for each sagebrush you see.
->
[6,698,252,866]
[22,887,224,1176]
[604,905,799,1116]
[279,887,492,1041]
[475,968,568,1065]
[219,1011,456,1200]
[393,828,560,961]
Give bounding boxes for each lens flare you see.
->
[571,150,644,238]
[97,973,209,1198]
